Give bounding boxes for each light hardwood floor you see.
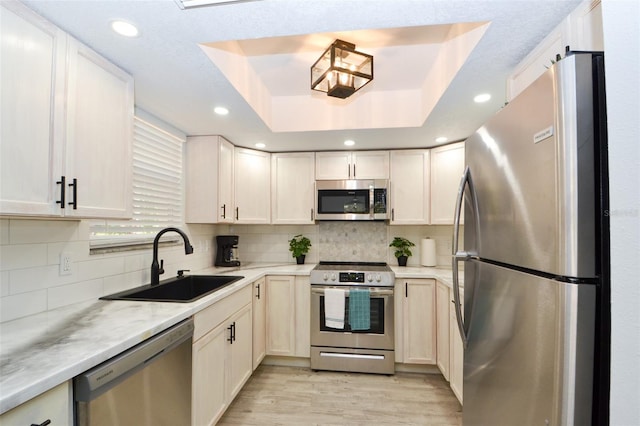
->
[218,365,462,425]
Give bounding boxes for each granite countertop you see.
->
[0,263,456,414]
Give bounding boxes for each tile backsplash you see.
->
[0,218,460,322]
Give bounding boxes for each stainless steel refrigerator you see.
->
[452,51,609,425]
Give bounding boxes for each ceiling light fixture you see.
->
[111,20,139,37]
[435,136,448,143]
[214,106,229,115]
[474,93,491,103]
[311,39,373,99]
[255,143,266,149]
[176,0,261,9]
[344,140,355,146]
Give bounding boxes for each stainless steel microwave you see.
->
[315,179,389,221]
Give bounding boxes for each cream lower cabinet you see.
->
[436,281,451,380]
[449,287,464,404]
[265,275,310,357]
[0,381,71,426]
[192,285,252,426]
[252,277,266,370]
[395,279,437,364]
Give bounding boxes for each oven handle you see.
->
[311,287,394,296]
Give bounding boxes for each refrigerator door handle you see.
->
[452,165,479,348]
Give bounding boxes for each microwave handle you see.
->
[369,185,374,219]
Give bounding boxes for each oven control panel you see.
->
[339,272,364,283]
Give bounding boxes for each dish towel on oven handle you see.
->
[324,288,345,329]
[349,288,370,331]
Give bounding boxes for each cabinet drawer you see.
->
[194,284,251,341]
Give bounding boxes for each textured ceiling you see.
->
[22,0,582,152]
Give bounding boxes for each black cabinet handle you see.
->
[235,207,239,220]
[256,283,261,300]
[31,420,51,426]
[227,323,234,344]
[233,321,236,342]
[405,282,408,297]
[391,208,395,221]
[56,176,66,209]
[353,164,356,178]
[68,178,77,209]
[221,204,226,219]
[311,208,314,221]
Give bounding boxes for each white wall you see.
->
[601,1,640,424]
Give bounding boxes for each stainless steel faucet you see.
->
[151,227,194,285]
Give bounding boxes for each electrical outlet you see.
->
[60,252,72,276]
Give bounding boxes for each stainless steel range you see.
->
[310,261,395,374]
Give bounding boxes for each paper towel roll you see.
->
[421,238,437,267]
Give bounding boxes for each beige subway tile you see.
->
[9,219,79,244]
[0,290,47,322]
[48,278,103,310]
[0,243,48,271]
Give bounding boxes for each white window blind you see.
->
[90,116,184,248]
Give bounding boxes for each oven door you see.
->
[310,286,394,350]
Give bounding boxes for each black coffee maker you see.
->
[215,235,240,267]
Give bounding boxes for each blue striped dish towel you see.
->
[349,288,370,331]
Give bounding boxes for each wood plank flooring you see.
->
[218,365,462,425]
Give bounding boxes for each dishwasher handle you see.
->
[74,318,193,402]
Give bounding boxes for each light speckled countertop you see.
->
[0,263,456,414]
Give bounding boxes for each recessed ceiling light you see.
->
[214,106,229,115]
[255,143,266,149]
[435,136,448,143]
[344,140,355,146]
[111,21,139,37]
[474,93,491,103]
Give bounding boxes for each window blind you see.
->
[90,116,184,248]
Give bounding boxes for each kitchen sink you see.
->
[101,275,244,303]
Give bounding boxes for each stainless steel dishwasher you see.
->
[74,318,193,426]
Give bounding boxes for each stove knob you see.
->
[330,273,337,281]
[375,274,382,282]
[367,274,373,282]
[323,273,328,282]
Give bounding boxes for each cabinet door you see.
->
[450,287,464,404]
[0,3,65,216]
[390,150,430,224]
[271,152,315,224]
[234,148,270,223]
[0,381,71,426]
[402,279,437,364]
[64,38,133,218]
[265,276,295,356]
[218,137,235,223]
[436,281,451,380]
[294,276,311,357]
[430,142,465,224]
[352,151,389,179]
[252,278,266,370]
[227,303,253,400]
[192,323,227,426]
[315,151,351,180]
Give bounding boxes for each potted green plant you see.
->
[288,234,312,264]
[389,237,415,266]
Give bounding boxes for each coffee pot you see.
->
[215,235,241,267]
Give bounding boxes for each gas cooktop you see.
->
[310,261,395,287]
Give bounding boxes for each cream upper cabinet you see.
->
[436,281,451,381]
[265,275,310,357]
[271,152,315,224]
[430,142,465,225]
[234,148,270,224]
[185,136,234,223]
[450,286,464,404]
[389,150,430,224]
[63,37,133,218]
[252,277,266,370]
[1,2,133,219]
[315,151,389,180]
[395,279,437,364]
